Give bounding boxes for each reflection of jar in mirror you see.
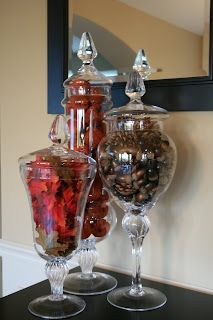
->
[61,32,113,241]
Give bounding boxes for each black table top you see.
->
[0,267,212,320]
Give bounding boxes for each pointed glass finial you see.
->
[133,49,152,80]
[77,32,97,64]
[125,70,146,100]
[49,114,69,146]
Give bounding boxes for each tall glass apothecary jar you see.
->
[61,32,117,295]
[98,70,177,311]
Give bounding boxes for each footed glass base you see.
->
[28,294,86,319]
[107,286,166,311]
[63,272,117,295]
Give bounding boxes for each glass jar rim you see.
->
[105,103,169,121]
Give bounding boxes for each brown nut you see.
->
[135,193,148,202]
[135,169,145,179]
[116,174,132,185]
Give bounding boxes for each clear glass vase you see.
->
[19,115,96,318]
[98,70,177,311]
[62,32,117,295]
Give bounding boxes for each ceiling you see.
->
[119,0,210,35]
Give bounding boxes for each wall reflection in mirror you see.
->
[68,0,210,81]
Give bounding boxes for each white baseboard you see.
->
[0,239,78,297]
[97,262,213,296]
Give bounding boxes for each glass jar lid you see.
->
[63,32,112,87]
[19,115,96,170]
[105,70,168,121]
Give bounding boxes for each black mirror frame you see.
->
[48,0,213,114]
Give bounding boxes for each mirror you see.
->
[48,0,213,113]
[69,0,210,81]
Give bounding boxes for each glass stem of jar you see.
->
[45,259,69,300]
[78,239,98,279]
[122,212,150,296]
[130,236,145,295]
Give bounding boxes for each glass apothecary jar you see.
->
[98,70,177,311]
[19,115,96,318]
[61,32,117,295]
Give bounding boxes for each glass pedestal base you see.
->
[28,294,86,319]
[107,286,167,311]
[63,272,117,295]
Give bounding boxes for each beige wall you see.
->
[0,0,53,244]
[71,0,204,79]
[0,0,213,292]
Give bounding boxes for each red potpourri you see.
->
[65,79,110,240]
[25,155,91,256]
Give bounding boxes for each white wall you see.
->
[0,0,213,295]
